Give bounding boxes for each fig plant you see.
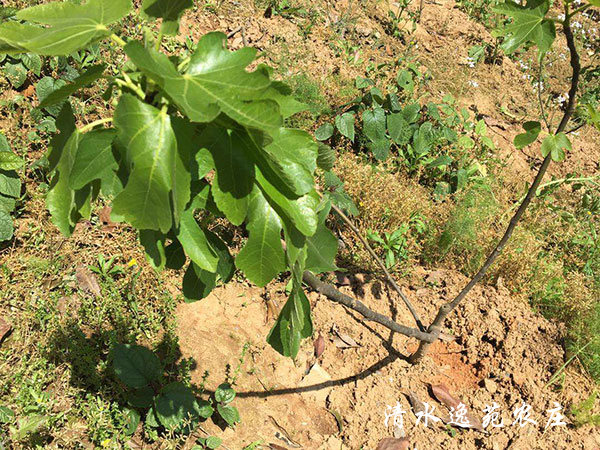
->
[0,0,338,359]
[0,0,598,370]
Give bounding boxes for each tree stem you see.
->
[409,4,583,363]
[80,117,112,133]
[329,202,425,331]
[110,33,126,47]
[302,271,436,342]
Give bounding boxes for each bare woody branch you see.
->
[409,6,582,363]
[302,271,437,343]
[329,203,426,331]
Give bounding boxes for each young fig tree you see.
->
[0,0,339,358]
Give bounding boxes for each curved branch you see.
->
[329,202,426,331]
[302,271,436,343]
[409,7,583,363]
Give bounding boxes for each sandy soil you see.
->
[174,267,599,449]
[168,0,600,448]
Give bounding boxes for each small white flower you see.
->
[468,80,479,88]
[555,93,568,104]
[557,14,565,21]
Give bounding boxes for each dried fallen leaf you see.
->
[0,318,12,343]
[314,333,325,358]
[376,437,410,450]
[405,390,449,426]
[41,276,62,291]
[98,206,116,231]
[299,363,332,404]
[23,84,35,98]
[75,265,101,297]
[430,383,484,431]
[332,324,360,348]
[406,391,425,416]
[438,332,457,342]
[269,416,301,448]
[265,298,279,324]
[327,408,343,433]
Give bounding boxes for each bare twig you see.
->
[302,271,436,342]
[537,57,551,132]
[329,202,425,331]
[409,6,583,363]
[227,26,242,38]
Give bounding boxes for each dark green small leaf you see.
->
[0,210,13,241]
[139,229,167,271]
[397,70,414,93]
[215,383,235,404]
[256,80,307,119]
[126,386,155,408]
[493,0,555,60]
[201,126,254,226]
[37,76,68,116]
[0,133,9,153]
[306,204,338,273]
[316,143,335,171]
[363,107,386,143]
[427,155,453,168]
[206,230,235,283]
[541,132,571,162]
[165,238,186,270]
[335,112,355,142]
[123,408,140,436]
[236,187,286,286]
[68,128,118,190]
[155,382,212,433]
[434,181,451,199]
[216,404,240,427]
[368,139,391,161]
[182,263,217,301]
[0,151,23,171]
[402,103,421,124]
[355,77,374,89]
[0,170,20,199]
[142,0,193,35]
[315,123,334,141]
[111,344,161,389]
[4,62,27,88]
[387,113,412,146]
[514,120,541,149]
[197,436,223,449]
[21,53,42,75]
[177,206,218,273]
[0,406,15,424]
[39,65,105,108]
[256,169,318,237]
[267,285,313,358]
[0,194,16,213]
[146,407,160,428]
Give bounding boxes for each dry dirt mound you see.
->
[175,267,600,449]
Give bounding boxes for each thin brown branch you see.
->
[302,271,436,342]
[329,202,425,331]
[409,7,582,363]
[537,57,551,132]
